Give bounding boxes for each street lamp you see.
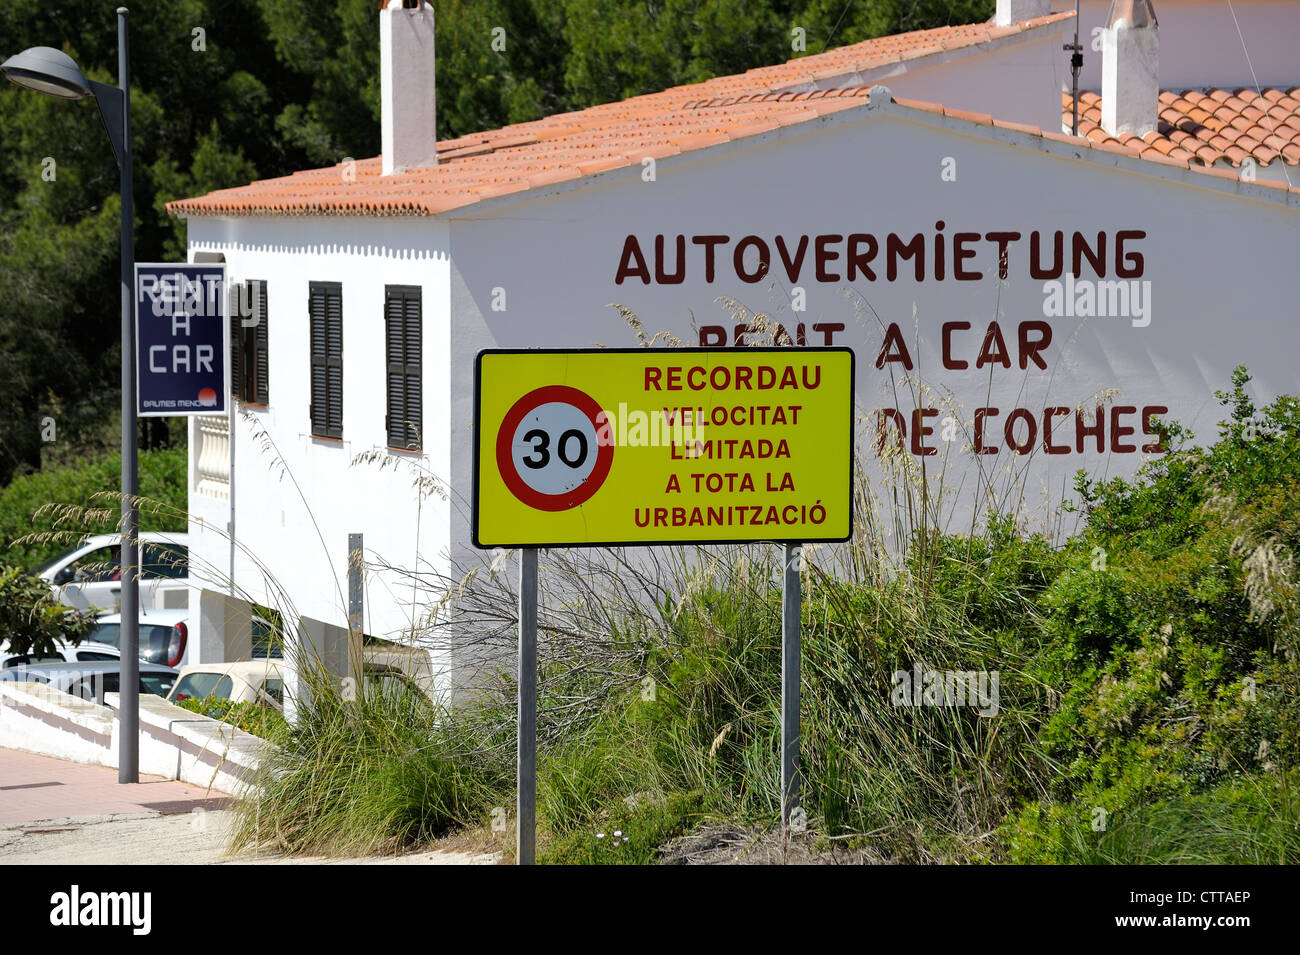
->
[2,9,141,784]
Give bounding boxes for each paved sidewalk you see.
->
[0,747,230,825]
[0,811,499,864]
[0,748,500,864]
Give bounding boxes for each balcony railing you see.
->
[194,414,230,500]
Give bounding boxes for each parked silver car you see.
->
[1,607,190,669]
[0,661,179,703]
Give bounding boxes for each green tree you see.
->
[0,0,994,488]
[0,565,95,656]
[560,0,993,107]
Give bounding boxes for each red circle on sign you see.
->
[496,385,614,511]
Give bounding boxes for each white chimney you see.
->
[380,0,436,175]
[1101,0,1159,137]
[994,0,1051,27]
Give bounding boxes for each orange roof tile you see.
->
[168,13,1074,219]
[168,14,1300,221]
[1067,88,1300,171]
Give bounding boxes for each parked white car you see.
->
[0,639,123,669]
[87,609,191,668]
[168,660,285,710]
[165,651,434,715]
[36,532,190,614]
[2,607,190,669]
[364,645,437,703]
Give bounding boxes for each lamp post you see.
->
[3,8,140,784]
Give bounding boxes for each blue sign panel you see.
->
[135,263,228,417]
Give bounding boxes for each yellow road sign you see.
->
[473,348,854,547]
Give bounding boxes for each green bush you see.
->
[0,446,187,572]
[173,695,289,741]
[221,369,1299,864]
[1020,370,1300,820]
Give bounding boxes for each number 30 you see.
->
[520,428,588,469]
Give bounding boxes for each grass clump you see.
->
[538,792,702,865]
[229,667,508,857]
[225,368,1299,863]
[525,369,1300,863]
[1006,771,1300,865]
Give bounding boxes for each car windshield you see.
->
[75,651,118,662]
[141,543,188,580]
[64,672,176,700]
[172,672,232,701]
[141,672,177,697]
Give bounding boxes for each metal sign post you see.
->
[348,533,364,692]
[116,7,138,786]
[782,543,801,829]
[126,259,227,785]
[472,348,853,863]
[517,548,538,865]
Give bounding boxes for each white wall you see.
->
[446,102,1300,548]
[789,25,1067,131]
[183,83,1300,692]
[182,216,454,653]
[1054,0,1300,90]
[866,28,1067,131]
[0,683,260,795]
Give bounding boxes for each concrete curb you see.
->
[0,682,266,794]
[0,811,164,831]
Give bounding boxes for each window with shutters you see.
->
[384,286,422,451]
[309,282,343,439]
[229,280,269,405]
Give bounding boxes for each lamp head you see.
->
[1,46,91,99]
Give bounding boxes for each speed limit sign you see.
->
[495,385,614,511]
[476,349,854,877]
[473,347,853,548]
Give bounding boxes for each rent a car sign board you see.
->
[474,348,854,548]
[134,263,228,416]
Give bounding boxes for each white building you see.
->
[169,0,1300,697]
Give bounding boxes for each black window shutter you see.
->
[229,286,242,402]
[252,280,269,405]
[385,291,405,448]
[326,286,343,438]
[309,283,330,437]
[385,286,421,450]
[402,290,421,450]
